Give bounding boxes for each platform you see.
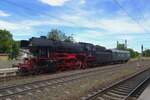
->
[138,83,150,100]
[0,68,18,77]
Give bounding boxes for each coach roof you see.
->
[111,49,130,53]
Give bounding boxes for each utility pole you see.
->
[137,44,143,67]
[140,44,144,63]
[125,40,127,49]
[141,44,143,57]
[117,41,119,48]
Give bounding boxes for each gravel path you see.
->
[1,59,150,100]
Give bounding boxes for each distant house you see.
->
[0,53,9,61]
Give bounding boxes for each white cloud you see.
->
[20,18,74,28]
[80,0,86,4]
[58,11,149,34]
[0,20,30,30]
[1,6,149,41]
[99,18,145,33]
[74,30,104,43]
[39,0,70,6]
[1,13,147,37]
[0,20,16,30]
[0,20,32,38]
[0,10,10,17]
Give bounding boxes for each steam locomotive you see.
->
[17,37,130,74]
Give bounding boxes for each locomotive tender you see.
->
[18,37,130,74]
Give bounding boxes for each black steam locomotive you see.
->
[17,37,130,74]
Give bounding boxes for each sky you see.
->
[0,0,150,52]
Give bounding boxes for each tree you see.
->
[117,43,126,50]
[0,29,19,59]
[0,29,13,53]
[47,29,61,41]
[127,48,139,58]
[9,41,20,59]
[143,49,150,57]
[116,42,139,58]
[64,35,74,42]
[47,29,74,42]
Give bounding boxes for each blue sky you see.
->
[0,0,150,52]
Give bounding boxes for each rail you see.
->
[82,67,150,100]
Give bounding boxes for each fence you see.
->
[0,68,18,77]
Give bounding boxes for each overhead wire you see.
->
[1,0,77,25]
[1,0,150,39]
[112,0,150,34]
[131,0,150,32]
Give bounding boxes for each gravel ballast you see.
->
[2,59,150,100]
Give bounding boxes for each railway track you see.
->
[0,64,124,85]
[0,60,145,84]
[82,67,150,100]
[0,64,125,100]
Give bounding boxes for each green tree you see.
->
[64,35,74,42]
[9,41,20,59]
[127,48,139,58]
[143,49,150,57]
[0,29,13,53]
[47,29,74,42]
[47,29,61,41]
[116,42,139,58]
[0,29,20,59]
[117,43,126,50]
